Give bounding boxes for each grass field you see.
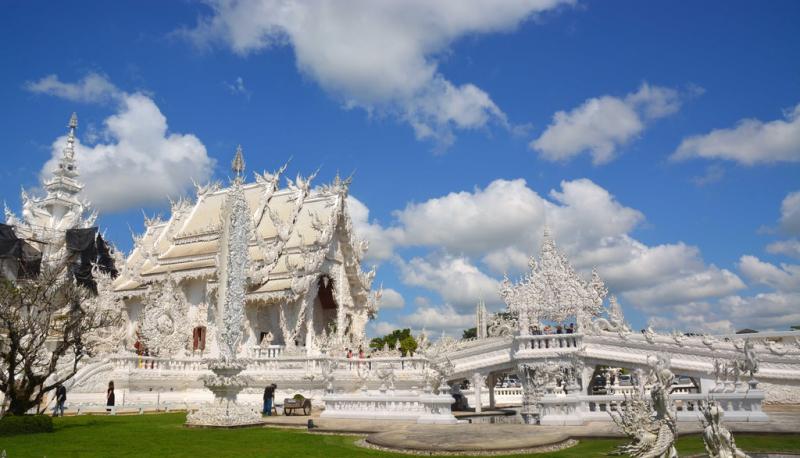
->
[1,413,799,457]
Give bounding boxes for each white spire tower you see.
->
[476,298,487,339]
[41,113,85,224]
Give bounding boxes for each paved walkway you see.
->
[257,408,800,454]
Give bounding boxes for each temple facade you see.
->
[112,147,381,359]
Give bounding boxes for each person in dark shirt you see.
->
[54,384,67,417]
[263,384,277,416]
[106,381,115,412]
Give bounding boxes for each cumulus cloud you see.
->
[738,255,800,292]
[353,177,746,324]
[369,321,399,337]
[398,254,500,310]
[347,196,401,261]
[179,0,573,148]
[379,288,406,309]
[25,73,121,104]
[33,75,214,212]
[401,304,474,333]
[719,292,800,330]
[779,191,800,235]
[672,103,800,164]
[767,239,800,259]
[530,83,685,164]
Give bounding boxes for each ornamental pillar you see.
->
[472,372,486,413]
[488,373,497,409]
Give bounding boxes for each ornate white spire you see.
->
[231,144,245,180]
[45,113,83,195]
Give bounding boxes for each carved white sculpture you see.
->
[500,228,607,334]
[610,354,677,458]
[187,147,262,427]
[140,276,191,357]
[700,400,750,458]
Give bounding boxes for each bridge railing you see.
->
[538,390,767,424]
[514,333,583,353]
[109,354,427,375]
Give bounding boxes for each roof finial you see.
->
[63,112,78,161]
[542,225,552,239]
[231,144,245,179]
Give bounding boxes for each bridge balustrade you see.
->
[514,333,582,352]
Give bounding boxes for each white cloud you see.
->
[35,75,214,212]
[767,239,800,259]
[399,254,500,310]
[738,255,800,292]
[369,321,399,337]
[379,288,405,309]
[672,103,800,164]
[623,267,745,307]
[779,191,800,235]
[691,164,725,187]
[25,73,122,104]
[180,0,574,147]
[352,177,745,324]
[530,83,684,164]
[401,304,474,332]
[719,292,800,330]
[347,196,401,261]
[225,76,251,99]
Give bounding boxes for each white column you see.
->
[472,372,486,413]
[488,373,497,409]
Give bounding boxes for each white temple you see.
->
[112,147,381,360]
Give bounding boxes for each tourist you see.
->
[53,383,67,417]
[263,384,276,416]
[567,323,575,334]
[544,325,552,334]
[532,325,541,335]
[106,381,115,412]
[556,325,563,334]
[347,348,353,359]
[358,346,364,359]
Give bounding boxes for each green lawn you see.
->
[0,413,798,458]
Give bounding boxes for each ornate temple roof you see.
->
[114,154,374,305]
[4,113,97,259]
[500,229,607,324]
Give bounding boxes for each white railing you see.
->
[321,390,457,424]
[514,333,582,352]
[249,345,285,358]
[538,390,768,425]
[109,354,428,376]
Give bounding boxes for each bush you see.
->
[0,414,54,436]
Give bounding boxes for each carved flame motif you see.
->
[500,230,608,332]
[140,276,191,357]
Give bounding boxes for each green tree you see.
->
[368,328,418,356]
[462,327,477,339]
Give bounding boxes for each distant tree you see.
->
[0,262,122,417]
[462,327,477,339]
[369,328,418,356]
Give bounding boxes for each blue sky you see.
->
[2,0,799,336]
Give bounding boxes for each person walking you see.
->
[106,381,115,413]
[53,384,67,417]
[263,384,276,416]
